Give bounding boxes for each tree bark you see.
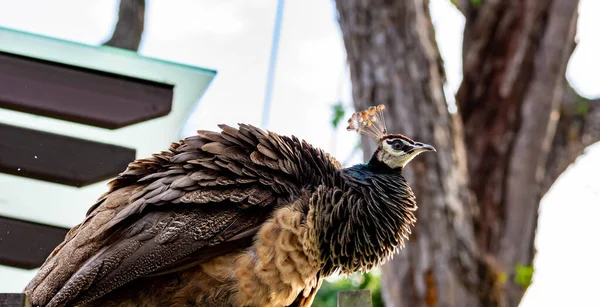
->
[335,0,596,306]
[544,88,600,194]
[337,1,486,306]
[103,0,146,52]
[457,0,579,305]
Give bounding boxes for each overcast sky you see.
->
[0,1,598,306]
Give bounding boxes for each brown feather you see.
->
[25,120,423,307]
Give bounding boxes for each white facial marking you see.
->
[383,138,413,156]
[381,138,425,168]
[382,141,405,156]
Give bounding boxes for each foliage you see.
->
[513,263,534,289]
[565,83,591,117]
[575,97,590,116]
[450,0,482,9]
[331,101,346,128]
[497,272,508,285]
[313,271,384,307]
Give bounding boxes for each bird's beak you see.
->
[414,142,436,153]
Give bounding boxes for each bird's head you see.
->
[347,105,436,170]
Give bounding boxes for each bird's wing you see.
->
[24,124,342,307]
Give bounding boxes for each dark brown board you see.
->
[0,216,69,270]
[0,51,174,129]
[0,123,136,187]
[0,293,30,307]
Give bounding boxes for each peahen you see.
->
[24,105,435,307]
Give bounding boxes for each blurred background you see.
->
[0,0,598,306]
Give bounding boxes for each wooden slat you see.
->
[0,51,174,129]
[0,216,68,270]
[337,290,372,307]
[0,123,135,187]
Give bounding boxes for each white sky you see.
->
[0,0,599,306]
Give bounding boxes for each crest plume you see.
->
[346,104,388,140]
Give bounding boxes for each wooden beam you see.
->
[0,293,31,307]
[0,123,135,187]
[0,51,174,129]
[0,216,68,270]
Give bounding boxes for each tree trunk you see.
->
[457,0,579,305]
[103,0,146,52]
[336,0,595,306]
[337,1,486,306]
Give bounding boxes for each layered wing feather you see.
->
[24,124,342,307]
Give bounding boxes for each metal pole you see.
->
[261,0,285,128]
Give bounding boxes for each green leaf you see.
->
[575,99,590,116]
[471,0,482,8]
[513,263,534,289]
[331,102,346,128]
[498,272,508,284]
[449,0,459,9]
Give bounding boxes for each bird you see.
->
[24,105,435,307]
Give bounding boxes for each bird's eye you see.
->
[391,141,404,151]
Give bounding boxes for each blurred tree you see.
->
[103,0,146,52]
[335,0,600,306]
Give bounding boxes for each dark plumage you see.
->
[24,105,435,307]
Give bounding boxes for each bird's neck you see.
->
[316,162,417,276]
[366,149,391,170]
